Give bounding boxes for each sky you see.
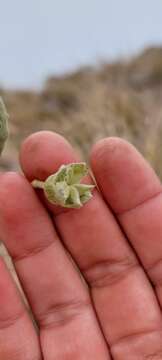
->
[0,0,162,89]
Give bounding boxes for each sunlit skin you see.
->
[0,131,162,359]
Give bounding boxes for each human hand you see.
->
[0,132,162,359]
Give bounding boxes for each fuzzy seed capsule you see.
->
[32,162,95,208]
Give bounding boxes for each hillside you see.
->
[1,46,162,178]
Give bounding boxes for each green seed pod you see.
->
[0,97,9,155]
[32,162,95,208]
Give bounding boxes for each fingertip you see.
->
[19,130,77,181]
[90,137,161,213]
[0,171,29,225]
[0,171,25,202]
[90,136,135,170]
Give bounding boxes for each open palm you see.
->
[0,131,162,359]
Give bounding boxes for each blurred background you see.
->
[1,0,162,177]
[1,0,162,280]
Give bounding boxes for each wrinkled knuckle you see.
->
[144,351,162,360]
[111,328,162,360]
[83,255,138,288]
[0,311,25,330]
[13,241,54,263]
[37,298,91,329]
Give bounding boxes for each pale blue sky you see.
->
[0,0,162,89]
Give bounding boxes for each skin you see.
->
[0,131,162,359]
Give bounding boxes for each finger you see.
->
[20,131,162,359]
[90,138,162,302]
[0,256,40,360]
[0,171,109,359]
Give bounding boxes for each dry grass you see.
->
[1,47,162,176]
